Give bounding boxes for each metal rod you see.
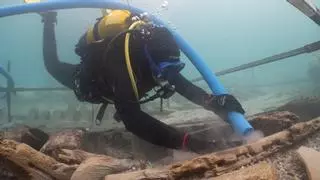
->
[166,98,170,109]
[91,104,94,126]
[160,98,163,112]
[191,40,320,83]
[0,87,69,92]
[6,61,11,122]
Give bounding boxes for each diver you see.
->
[39,10,245,154]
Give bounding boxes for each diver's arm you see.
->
[115,103,184,149]
[115,100,217,153]
[167,72,245,117]
[113,71,213,153]
[167,72,210,107]
[145,26,244,115]
[41,12,78,89]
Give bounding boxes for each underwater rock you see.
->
[0,125,48,151]
[37,127,133,161]
[82,130,134,159]
[70,156,146,180]
[0,157,26,180]
[210,161,278,180]
[248,111,299,136]
[275,96,320,121]
[131,134,172,162]
[40,128,133,161]
[40,128,86,157]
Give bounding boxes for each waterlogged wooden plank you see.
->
[210,161,278,180]
[297,146,320,180]
[71,156,144,180]
[105,117,320,180]
[0,139,77,180]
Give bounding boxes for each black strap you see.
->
[93,19,102,41]
[95,103,108,125]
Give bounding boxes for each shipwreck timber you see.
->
[0,97,320,180]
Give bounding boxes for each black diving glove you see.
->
[204,94,245,114]
[39,11,57,24]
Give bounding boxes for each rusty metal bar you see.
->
[0,87,69,92]
[191,40,320,83]
[6,61,12,122]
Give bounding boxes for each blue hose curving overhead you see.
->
[0,0,254,135]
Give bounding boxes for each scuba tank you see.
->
[75,9,133,57]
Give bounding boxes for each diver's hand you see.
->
[39,11,57,24]
[204,94,245,114]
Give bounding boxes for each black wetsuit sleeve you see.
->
[113,65,184,149]
[116,104,185,149]
[168,72,210,108]
[43,21,78,89]
[144,26,211,108]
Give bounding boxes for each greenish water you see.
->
[1,0,319,87]
[0,0,319,122]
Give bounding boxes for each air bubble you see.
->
[161,1,169,9]
[131,16,139,21]
[140,12,149,20]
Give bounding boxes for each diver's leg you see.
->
[42,12,78,89]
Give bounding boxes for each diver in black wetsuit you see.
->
[40,10,245,154]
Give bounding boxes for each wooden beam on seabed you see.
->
[105,117,320,180]
[0,113,318,179]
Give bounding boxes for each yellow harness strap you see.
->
[125,20,146,100]
[84,9,146,101]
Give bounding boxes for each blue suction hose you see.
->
[0,0,254,135]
